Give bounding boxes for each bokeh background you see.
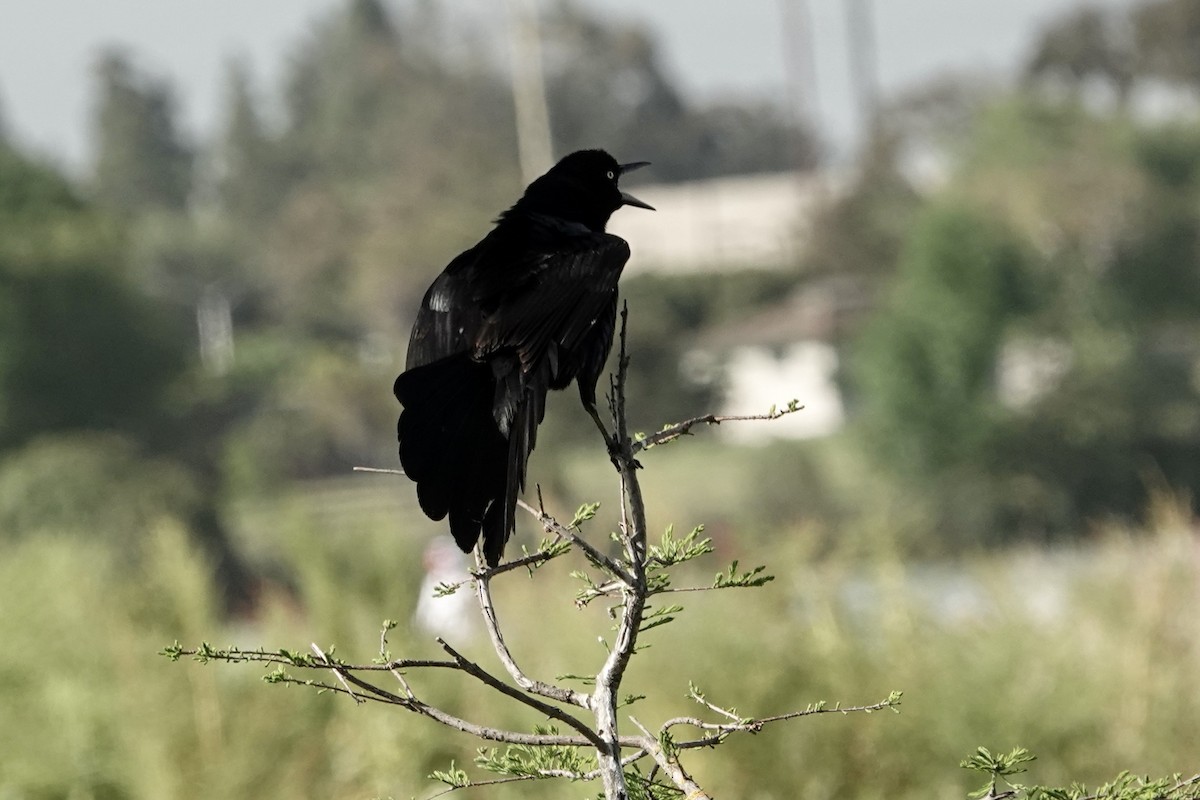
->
[1,1,1199,797]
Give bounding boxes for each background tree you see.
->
[0,142,182,448]
[91,49,194,214]
[1132,0,1200,90]
[0,138,256,608]
[842,90,1200,543]
[1023,6,1135,105]
[215,58,280,229]
[540,2,816,180]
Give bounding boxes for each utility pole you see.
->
[504,0,554,184]
[845,0,880,136]
[779,0,822,170]
[779,0,821,144]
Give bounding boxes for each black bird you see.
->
[393,150,654,566]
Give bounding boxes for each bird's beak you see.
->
[618,161,655,211]
[620,191,655,211]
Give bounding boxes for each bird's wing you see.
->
[473,228,630,375]
[405,246,488,370]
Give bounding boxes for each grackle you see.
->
[394,149,653,566]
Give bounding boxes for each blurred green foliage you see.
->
[0,433,199,549]
[92,49,194,215]
[842,89,1200,545]
[855,204,1031,474]
[2,481,1197,798]
[0,142,187,449]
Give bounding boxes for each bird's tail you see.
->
[394,354,518,566]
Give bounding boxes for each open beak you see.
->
[618,161,655,211]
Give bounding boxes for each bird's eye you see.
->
[606,170,615,181]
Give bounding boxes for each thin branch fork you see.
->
[171,643,635,749]
[514,497,632,582]
[310,647,637,749]
[471,553,591,709]
[435,637,603,748]
[630,717,710,800]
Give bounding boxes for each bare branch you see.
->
[515,498,632,582]
[629,717,710,800]
[338,666,613,748]
[588,302,652,800]
[311,642,364,704]
[435,637,604,749]
[470,538,566,579]
[472,553,591,709]
[185,306,887,800]
[660,692,905,747]
[171,644,459,673]
[424,749,651,800]
[689,685,744,723]
[632,402,805,454]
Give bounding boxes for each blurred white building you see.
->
[609,171,843,274]
[610,170,878,441]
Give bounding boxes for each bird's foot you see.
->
[605,435,643,470]
[605,434,621,466]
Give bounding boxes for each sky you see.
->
[0,0,1141,172]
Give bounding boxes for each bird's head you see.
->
[515,149,654,232]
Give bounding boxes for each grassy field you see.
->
[1,473,1197,799]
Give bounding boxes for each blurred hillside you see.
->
[2,0,1200,796]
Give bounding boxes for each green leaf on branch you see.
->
[263,667,291,684]
[638,603,683,633]
[429,761,470,788]
[713,560,775,589]
[570,502,602,528]
[433,581,463,597]
[961,746,1036,776]
[647,524,712,568]
[475,726,592,779]
[554,673,596,686]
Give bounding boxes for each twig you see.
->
[470,538,567,579]
[424,748,650,800]
[689,686,743,723]
[173,644,458,672]
[630,716,710,800]
[472,552,591,709]
[379,623,417,699]
[516,498,632,582]
[338,666,619,747]
[632,404,804,454]
[660,693,904,746]
[352,464,628,582]
[435,637,604,749]
[310,642,364,704]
